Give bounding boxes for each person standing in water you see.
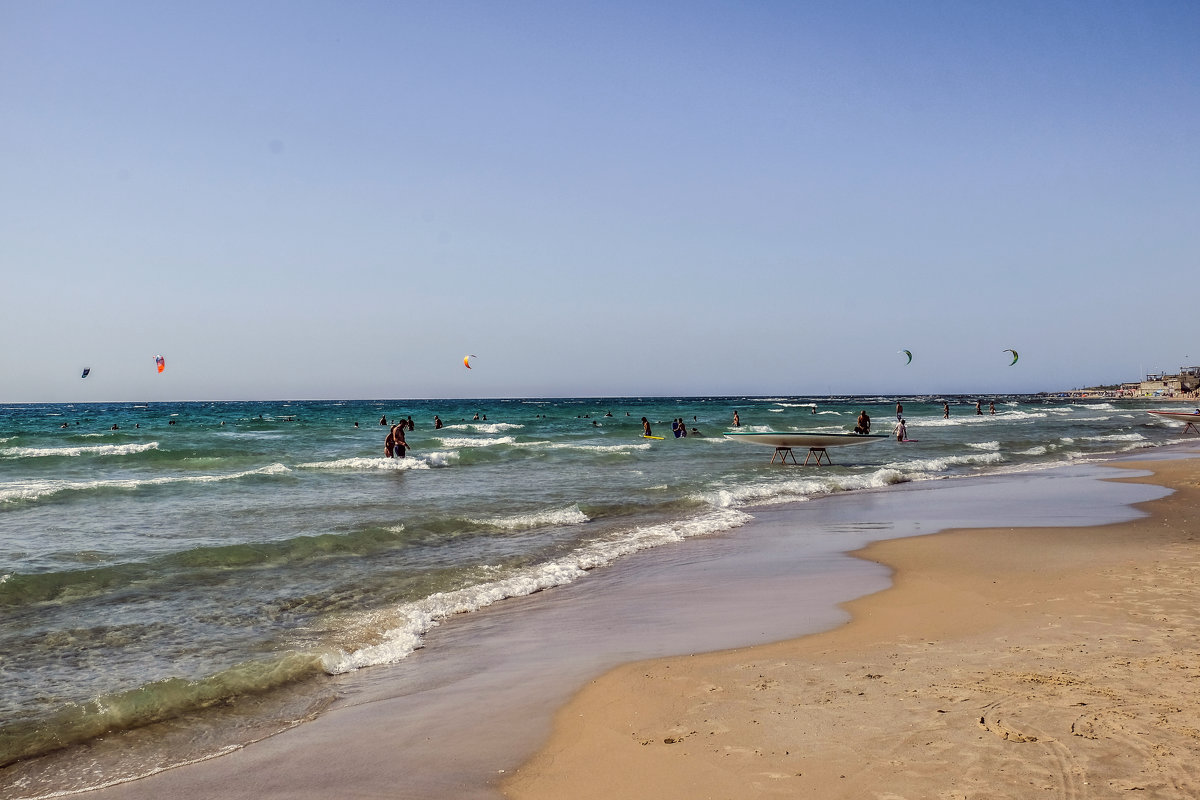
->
[392,423,409,457]
[642,417,653,437]
[896,402,904,421]
[943,402,950,419]
[732,410,740,427]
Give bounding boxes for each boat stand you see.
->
[770,446,832,466]
[771,446,798,465]
[803,447,831,466]
[1182,421,1199,435]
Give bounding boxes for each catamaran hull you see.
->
[723,432,887,448]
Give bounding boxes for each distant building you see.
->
[1138,367,1200,397]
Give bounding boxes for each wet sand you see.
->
[504,455,1200,799]
[14,455,1190,800]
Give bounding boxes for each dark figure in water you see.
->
[854,410,871,435]
[391,423,408,457]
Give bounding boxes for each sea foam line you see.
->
[516,441,652,454]
[465,504,589,530]
[1,442,160,459]
[701,468,909,509]
[440,422,524,433]
[295,452,456,470]
[0,464,291,505]
[321,508,752,674]
[434,435,516,448]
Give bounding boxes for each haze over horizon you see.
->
[3,1,1197,403]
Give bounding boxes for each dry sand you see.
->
[504,458,1200,799]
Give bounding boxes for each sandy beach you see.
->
[505,456,1200,799]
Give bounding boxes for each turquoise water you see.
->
[0,395,1189,787]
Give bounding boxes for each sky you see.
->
[2,0,1197,402]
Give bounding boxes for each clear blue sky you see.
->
[3,1,1197,402]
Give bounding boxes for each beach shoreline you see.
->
[503,453,1200,799]
[3,446,1187,799]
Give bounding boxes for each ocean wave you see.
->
[441,422,524,433]
[294,453,454,471]
[321,508,752,674]
[997,410,1049,420]
[700,468,909,509]
[434,435,516,448]
[0,464,291,506]
[1072,402,1116,410]
[1016,445,1049,456]
[465,504,589,530]
[0,652,325,770]
[1,442,160,459]
[883,451,1005,472]
[517,441,652,454]
[966,441,1001,451]
[1083,433,1147,443]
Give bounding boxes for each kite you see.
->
[81,368,91,378]
[1004,349,1018,366]
[463,354,476,369]
[155,355,166,373]
[899,349,912,365]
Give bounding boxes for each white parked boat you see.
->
[723,431,888,448]
[723,431,887,465]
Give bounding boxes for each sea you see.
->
[0,394,1192,795]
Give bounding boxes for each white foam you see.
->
[1083,433,1147,443]
[700,468,909,509]
[321,508,752,674]
[466,504,589,530]
[295,456,437,471]
[0,464,291,504]
[966,441,1001,451]
[516,441,652,454]
[441,422,524,434]
[1,442,160,458]
[883,451,1005,472]
[434,435,516,448]
[1016,445,1048,456]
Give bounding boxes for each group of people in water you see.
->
[844,398,1000,441]
[373,399,1012,459]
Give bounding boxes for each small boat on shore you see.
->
[724,430,887,465]
[723,431,888,449]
